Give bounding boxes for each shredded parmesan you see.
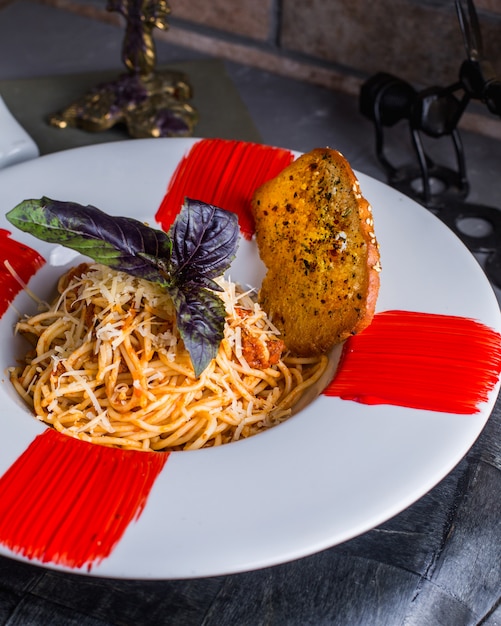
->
[9,263,329,451]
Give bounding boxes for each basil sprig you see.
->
[7,197,240,377]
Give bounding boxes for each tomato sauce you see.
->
[0,229,45,317]
[0,429,168,570]
[155,138,294,239]
[324,310,501,414]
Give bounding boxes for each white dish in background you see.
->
[0,137,499,579]
[0,96,39,169]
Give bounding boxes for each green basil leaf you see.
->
[6,197,173,285]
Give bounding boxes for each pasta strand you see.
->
[10,263,329,451]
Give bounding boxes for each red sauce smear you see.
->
[324,310,501,414]
[0,429,168,571]
[156,138,295,239]
[0,229,45,317]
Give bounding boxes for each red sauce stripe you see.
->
[324,310,501,414]
[0,429,169,570]
[155,138,295,239]
[0,228,45,317]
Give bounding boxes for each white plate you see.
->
[0,137,499,579]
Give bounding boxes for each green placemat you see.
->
[0,59,261,156]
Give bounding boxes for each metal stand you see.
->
[359,0,501,288]
[49,0,198,138]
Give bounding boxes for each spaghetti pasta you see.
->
[10,263,329,451]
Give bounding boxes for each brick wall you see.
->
[168,0,501,138]
[168,0,501,90]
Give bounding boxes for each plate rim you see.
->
[0,137,499,579]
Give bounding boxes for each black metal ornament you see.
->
[359,0,501,288]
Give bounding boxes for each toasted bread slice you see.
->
[251,148,381,356]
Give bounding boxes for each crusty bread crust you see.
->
[251,148,381,356]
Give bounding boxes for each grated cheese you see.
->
[10,262,328,451]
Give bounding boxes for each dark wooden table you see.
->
[0,397,499,625]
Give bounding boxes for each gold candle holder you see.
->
[49,0,198,138]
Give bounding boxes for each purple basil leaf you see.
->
[168,199,239,375]
[169,198,239,290]
[170,284,227,377]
